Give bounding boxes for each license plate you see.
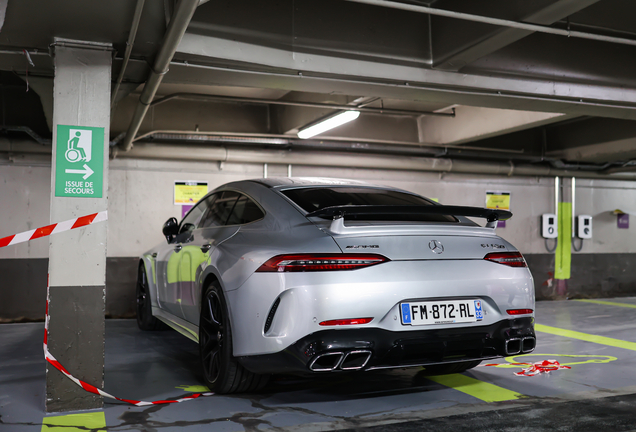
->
[400,300,483,326]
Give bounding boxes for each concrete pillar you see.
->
[46,39,111,412]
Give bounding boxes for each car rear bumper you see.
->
[237,317,535,375]
[227,259,535,357]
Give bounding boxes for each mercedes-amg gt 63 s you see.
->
[136,178,535,393]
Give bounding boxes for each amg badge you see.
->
[481,244,505,249]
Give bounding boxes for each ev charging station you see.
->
[542,178,594,247]
[576,215,593,239]
[542,213,558,239]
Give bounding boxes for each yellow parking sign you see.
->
[174,181,208,205]
[486,191,510,210]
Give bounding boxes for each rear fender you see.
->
[140,253,159,308]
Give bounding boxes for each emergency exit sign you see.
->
[55,125,104,198]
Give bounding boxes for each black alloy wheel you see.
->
[200,287,225,385]
[199,282,269,394]
[136,263,163,330]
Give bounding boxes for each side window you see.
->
[179,200,207,235]
[226,195,264,225]
[197,193,219,228]
[199,191,240,228]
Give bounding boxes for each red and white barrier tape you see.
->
[0,211,108,248]
[482,359,572,376]
[513,360,571,377]
[2,212,213,405]
[44,275,213,405]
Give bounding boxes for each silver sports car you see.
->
[137,178,535,393]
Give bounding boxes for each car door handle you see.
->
[174,244,182,252]
[200,244,212,253]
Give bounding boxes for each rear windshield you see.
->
[281,187,457,223]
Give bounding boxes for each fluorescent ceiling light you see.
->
[297,111,360,139]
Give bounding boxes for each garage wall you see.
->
[2,154,636,320]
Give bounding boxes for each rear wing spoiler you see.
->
[306,205,512,229]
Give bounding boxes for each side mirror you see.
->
[162,217,179,243]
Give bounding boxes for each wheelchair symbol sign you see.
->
[65,129,92,163]
[55,125,104,198]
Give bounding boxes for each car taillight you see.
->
[507,309,533,315]
[256,254,389,272]
[484,251,527,267]
[319,318,373,326]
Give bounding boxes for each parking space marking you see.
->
[175,384,210,392]
[41,411,106,431]
[575,299,636,309]
[428,374,524,402]
[535,324,636,351]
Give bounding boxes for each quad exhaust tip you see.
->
[505,336,536,355]
[341,350,372,370]
[309,352,344,371]
[309,350,372,371]
[522,336,536,353]
[505,338,522,355]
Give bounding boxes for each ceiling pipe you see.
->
[136,131,549,162]
[111,0,146,107]
[345,0,636,48]
[150,93,456,118]
[602,161,636,175]
[119,0,200,152]
[131,130,636,169]
[3,134,633,180]
[111,141,636,180]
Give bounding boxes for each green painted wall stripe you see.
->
[535,324,636,351]
[42,411,106,431]
[555,202,572,280]
[575,299,636,309]
[428,373,523,402]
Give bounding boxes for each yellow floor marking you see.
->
[575,299,636,309]
[428,374,523,402]
[176,384,210,392]
[535,324,636,351]
[501,353,617,368]
[42,411,106,432]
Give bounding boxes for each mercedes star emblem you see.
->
[429,240,444,254]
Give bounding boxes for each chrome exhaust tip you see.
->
[309,352,344,371]
[505,338,522,355]
[340,350,372,370]
[522,336,536,353]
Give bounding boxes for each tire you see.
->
[199,282,269,394]
[423,360,482,375]
[136,263,164,330]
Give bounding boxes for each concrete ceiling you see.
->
[2,0,636,175]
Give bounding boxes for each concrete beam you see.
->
[549,137,636,163]
[111,94,271,136]
[418,106,568,145]
[171,35,636,121]
[432,0,601,71]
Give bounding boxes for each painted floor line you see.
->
[41,411,106,431]
[535,324,636,351]
[428,373,524,403]
[575,299,636,309]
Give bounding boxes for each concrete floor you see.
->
[2,298,636,431]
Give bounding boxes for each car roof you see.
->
[249,177,382,189]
